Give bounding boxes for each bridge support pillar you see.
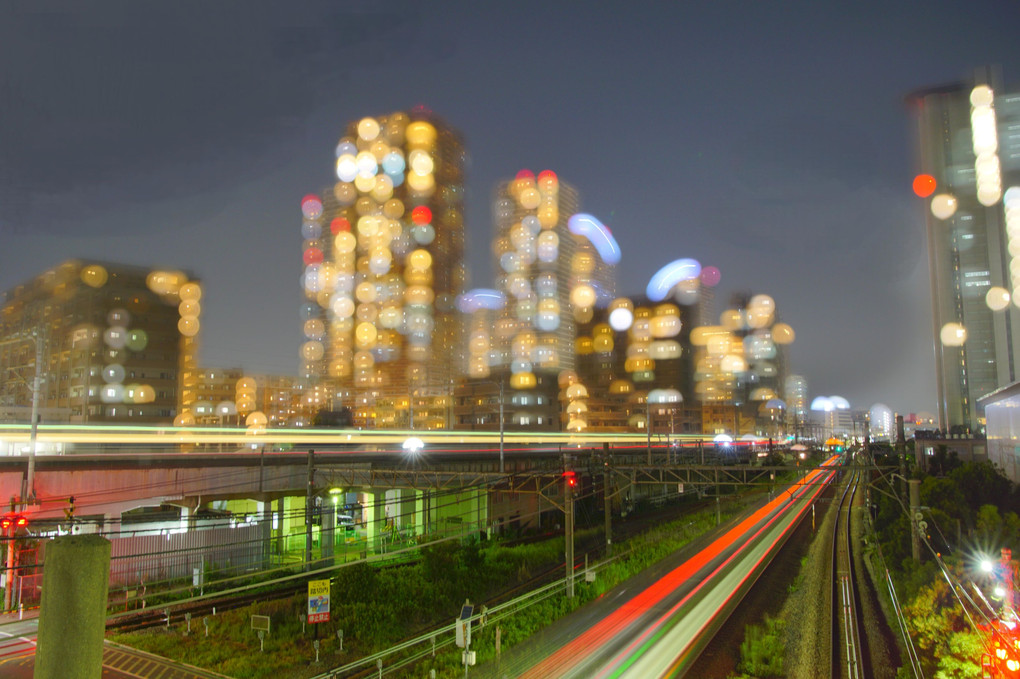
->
[321,499,335,567]
[35,535,111,679]
[259,500,272,569]
[275,499,285,555]
[399,490,416,541]
[416,489,431,538]
[362,490,380,555]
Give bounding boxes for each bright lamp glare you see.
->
[981,560,994,573]
[402,437,425,453]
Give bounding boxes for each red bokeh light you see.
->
[537,170,558,183]
[913,174,936,198]
[515,169,535,180]
[330,218,350,234]
[411,206,432,224]
[301,194,321,207]
[303,247,324,265]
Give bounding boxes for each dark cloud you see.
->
[0,1,423,232]
[3,0,1019,417]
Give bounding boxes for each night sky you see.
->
[3,1,1019,417]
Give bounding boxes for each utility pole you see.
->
[24,330,45,505]
[909,479,922,562]
[306,449,315,570]
[564,452,575,598]
[645,397,652,465]
[603,463,612,557]
[498,379,505,474]
[565,473,574,598]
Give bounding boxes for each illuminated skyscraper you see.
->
[910,68,1020,433]
[486,171,618,430]
[298,109,466,428]
[0,260,200,425]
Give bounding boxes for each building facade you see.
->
[0,260,200,425]
[298,109,467,429]
[911,67,1020,433]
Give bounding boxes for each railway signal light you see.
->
[1,515,26,532]
[563,471,577,487]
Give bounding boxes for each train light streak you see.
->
[519,456,839,678]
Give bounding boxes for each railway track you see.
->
[105,492,717,637]
[106,580,306,634]
[832,462,867,679]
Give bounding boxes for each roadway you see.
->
[0,614,229,678]
[474,459,838,678]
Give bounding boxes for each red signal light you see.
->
[913,174,937,198]
[0,517,10,531]
[15,516,27,528]
[563,471,577,487]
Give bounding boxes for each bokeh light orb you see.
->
[912,174,937,198]
[301,341,324,362]
[301,194,323,220]
[174,411,196,427]
[772,322,796,344]
[179,282,202,303]
[411,223,435,244]
[978,184,1002,207]
[408,149,434,175]
[987,286,1011,311]
[405,121,437,148]
[102,363,125,383]
[104,327,127,349]
[357,117,380,141]
[336,154,358,183]
[126,329,148,351]
[101,384,125,404]
[81,264,109,288]
[700,266,721,287]
[570,284,596,308]
[519,187,541,210]
[609,307,634,332]
[382,151,405,176]
[930,194,958,220]
[940,322,967,346]
[970,85,995,108]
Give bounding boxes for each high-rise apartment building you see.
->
[910,67,1020,433]
[486,171,617,430]
[0,260,200,424]
[298,109,467,428]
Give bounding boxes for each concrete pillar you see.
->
[362,491,380,555]
[102,513,120,538]
[384,489,400,527]
[321,499,335,567]
[35,535,111,679]
[275,499,284,555]
[180,505,192,534]
[415,490,425,537]
[260,500,272,569]
[400,491,417,541]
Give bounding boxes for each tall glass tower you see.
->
[910,67,1020,433]
[298,109,466,428]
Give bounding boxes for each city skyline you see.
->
[3,2,1020,418]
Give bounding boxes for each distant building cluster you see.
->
[7,105,890,441]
